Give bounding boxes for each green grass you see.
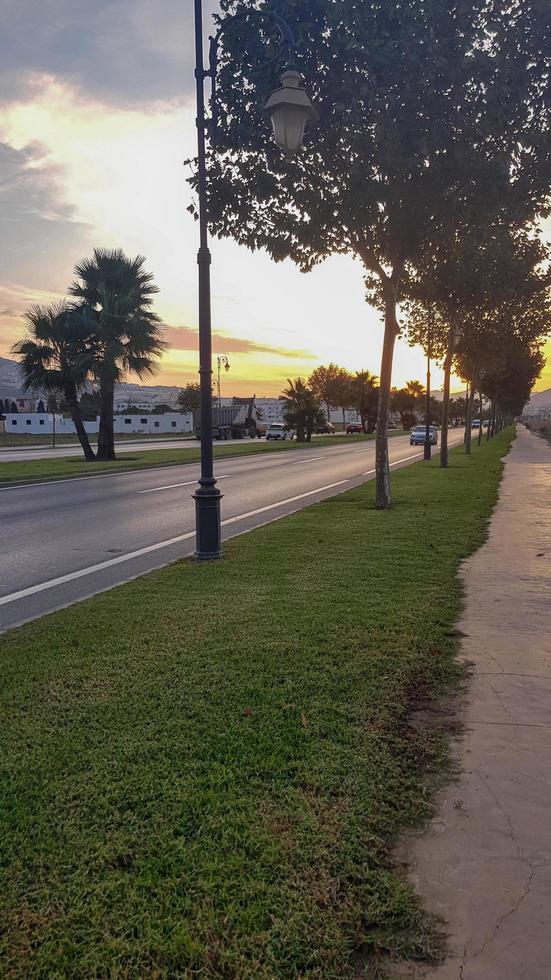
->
[0,433,404,486]
[0,431,514,978]
[0,431,196,448]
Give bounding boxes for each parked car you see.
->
[316,421,336,434]
[410,424,438,445]
[346,422,364,434]
[266,422,292,441]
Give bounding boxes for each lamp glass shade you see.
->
[264,70,317,155]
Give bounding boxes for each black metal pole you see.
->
[193,0,221,560]
[424,309,432,460]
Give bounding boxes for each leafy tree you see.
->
[152,403,173,415]
[406,223,550,463]
[36,399,45,413]
[200,0,549,506]
[177,382,202,414]
[69,248,165,461]
[350,371,379,433]
[12,303,95,461]
[308,363,350,426]
[281,378,324,441]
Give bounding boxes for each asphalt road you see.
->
[0,432,464,632]
[0,436,202,462]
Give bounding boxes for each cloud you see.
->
[162,323,316,360]
[0,0,220,107]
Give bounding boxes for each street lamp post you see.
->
[192,0,317,560]
[424,306,432,461]
[217,355,230,415]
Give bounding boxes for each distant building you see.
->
[113,412,193,434]
[1,389,38,413]
[255,398,286,424]
[3,412,193,436]
[3,413,96,435]
[114,399,155,413]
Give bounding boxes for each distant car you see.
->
[317,421,336,434]
[346,422,364,434]
[472,419,481,429]
[266,423,291,441]
[410,425,438,446]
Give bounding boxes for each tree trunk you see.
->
[486,401,492,441]
[375,291,399,509]
[478,389,483,446]
[64,386,95,461]
[326,400,331,425]
[464,371,478,455]
[97,383,116,461]
[440,322,455,469]
[342,406,346,432]
[463,384,469,443]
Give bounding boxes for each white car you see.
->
[266,423,292,441]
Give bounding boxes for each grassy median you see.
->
[0,431,197,448]
[0,432,407,486]
[0,431,513,978]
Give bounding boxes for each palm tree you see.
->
[281,378,325,442]
[12,303,96,461]
[350,370,379,432]
[69,249,165,460]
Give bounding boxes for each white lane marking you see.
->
[0,441,467,608]
[0,531,196,607]
[221,480,350,527]
[364,438,462,475]
[392,452,422,465]
[0,470,158,492]
[0,480,349,608]
[290,456,326,465]
[139,475,229,494]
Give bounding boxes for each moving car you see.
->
[410,425,438,446]
[346,422,363,434]
[472,419,481,429]
[317,421,336,434]
[266,423,292,441]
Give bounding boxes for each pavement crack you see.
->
[483,679,518,723]
[460,769,537,971]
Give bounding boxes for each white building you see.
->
[113,412,192,434]
[2,412,193,436]
[255,398,286,424]
[114,399,155,412]
[328,407,361,425]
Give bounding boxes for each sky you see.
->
[1,0,549,396]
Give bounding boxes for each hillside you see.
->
[0,356,181,404]
[525,388,551,412]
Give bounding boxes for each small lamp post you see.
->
[217,355,230,415]
[193,0,317,560]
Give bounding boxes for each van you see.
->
[266,423,290,441]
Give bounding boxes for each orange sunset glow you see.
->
[1,74,549,396]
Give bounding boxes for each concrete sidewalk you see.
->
[396,426,551,980]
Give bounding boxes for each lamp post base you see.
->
[194,482,222,560]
